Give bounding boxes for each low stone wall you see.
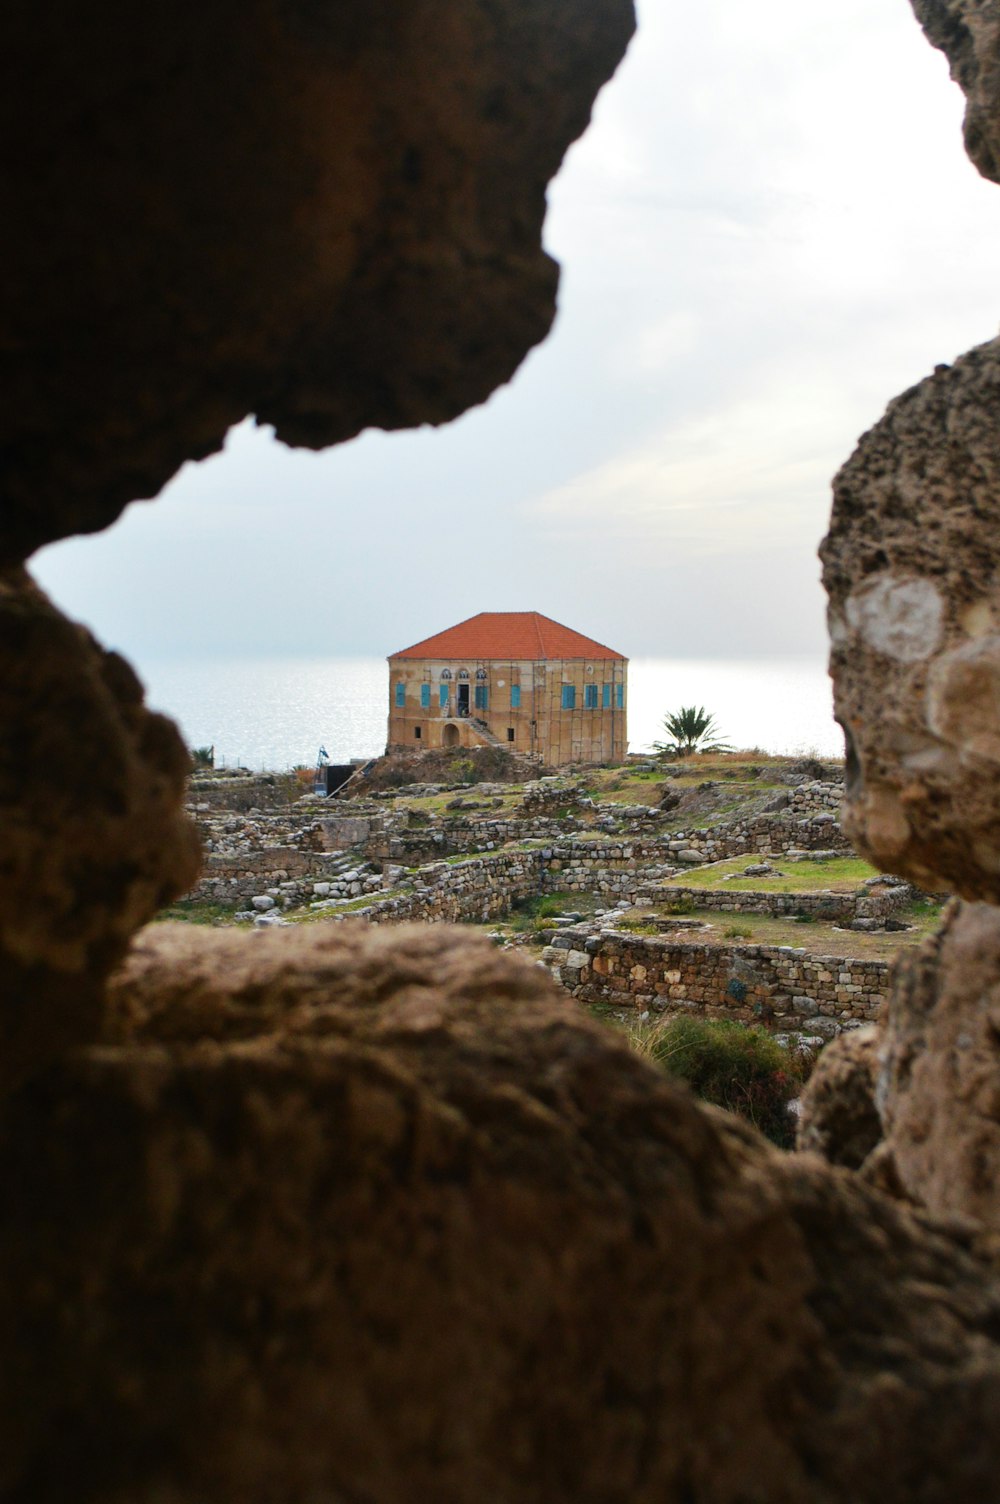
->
[340,851,543,926]
[657,883,911,923]
[191,851,385,907]
[188,774,301,811]
[543,928,887,1037]
[539,840,678,902]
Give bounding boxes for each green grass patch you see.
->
[663,855,878,893]
[155,900,248,926]
[634,904,944,959]
[508,891,576,933]
[630,1016,808,1148]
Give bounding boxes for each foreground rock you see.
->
[912,0,1000,185]
[821,336,1000,901]
[0,569,200,1089]
[864,901,1000,1237]
[2,0,635,561]
[0,922,994,1503]
[797,1025,882,1169]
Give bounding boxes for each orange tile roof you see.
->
[390,612,626,662]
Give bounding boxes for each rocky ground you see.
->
[170,750,944,1033]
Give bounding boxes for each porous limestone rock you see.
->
[796,1024,883,1170]
[820,336,1000,899]
[868,900,1000,1237]
[0,569,200,1088]
[911,0,1000,185]
[0,921,995,1503]
[0,0,634,564]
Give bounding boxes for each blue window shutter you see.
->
[420,683,430,709]
[585,684,598,709]
[395,683,405,708]
[561,685,576,710]
[510,685,521,709]
[475,685,488,710]
[602,684,611,709]
[616,684,624,709]
[439,684,449,708]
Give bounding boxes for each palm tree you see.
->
[654,706,731,758]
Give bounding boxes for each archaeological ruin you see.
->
[6,1,1000,1500]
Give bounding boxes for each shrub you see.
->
[635,1017,807,1148]
[724,924,753,940]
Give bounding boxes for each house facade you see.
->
[387,611,627,765]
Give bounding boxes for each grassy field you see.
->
[617,889,943,959]
[661,855,879,893]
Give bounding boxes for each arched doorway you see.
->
[443,722,459,748]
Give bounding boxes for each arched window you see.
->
[475,668,488,680]
[457,669,469,680]
[440,668,452,681]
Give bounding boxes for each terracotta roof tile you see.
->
[390,611,626,662]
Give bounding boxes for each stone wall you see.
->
[353,851,542,926]
[657,883,912,924]
[544,928,888,1036]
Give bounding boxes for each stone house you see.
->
[387,611,628,765]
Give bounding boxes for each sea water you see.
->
[136,654,841,771]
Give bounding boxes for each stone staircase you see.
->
[468,717,508,750]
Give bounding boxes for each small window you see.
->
[474,685,488,710]
[561,685,576,710]
[395,683,405,708]
[616,684,624,709]
[475,668,488,680]
[507,727,515,742]
[584,684,598,709]
[602,684,611,709]
[420,683,431,709]
[439,684,449,708]
[458,669,469,680]
[440,668,452,680]
[510,685,521,709]
[414,726,421,740]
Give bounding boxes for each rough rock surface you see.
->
[0,569,200,1088]
[796,1024,883,1169]
[0,0,634,564]
[820,336,1000,899]
[0,921,995,1503]
[868,901,1000,1236]
[911,0,1000,185]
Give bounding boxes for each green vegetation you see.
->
[189,745,215,770]
[509,891,575,933]
[631,1016,808,1148]
[663,855,878,893]
[156,899,245,926]
[629,903,944,960]
[654,706,732,759]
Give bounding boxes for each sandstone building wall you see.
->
[387,653,628,763]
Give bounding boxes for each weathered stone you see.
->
[870,901,1000,1234]
[0,924,973,1500]
[0,569,200,1088]
[797,1025,883,1170]
[821,336,1000,899]
[1,0,635,564]
[911,0,1000,186]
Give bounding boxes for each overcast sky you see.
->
[34,0,1000,669]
